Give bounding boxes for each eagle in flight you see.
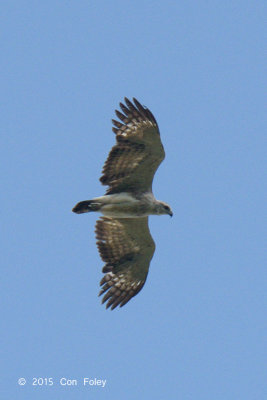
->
[72,98,172,310]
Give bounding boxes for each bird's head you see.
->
[156,201,173,217]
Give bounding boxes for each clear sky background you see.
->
[1,1,266,399]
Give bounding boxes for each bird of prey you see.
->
[72,98,172,310]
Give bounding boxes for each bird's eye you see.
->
[164,205,169,210]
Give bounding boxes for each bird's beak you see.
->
[169,211,173,217]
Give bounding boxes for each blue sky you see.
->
[1,1,266,399]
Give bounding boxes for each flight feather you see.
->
[95,217,155,309]
[100,97,165,194]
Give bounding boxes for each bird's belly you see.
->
[100,203,151,218]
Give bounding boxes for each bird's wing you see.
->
[100,98,165,194]
[95,216,155,309]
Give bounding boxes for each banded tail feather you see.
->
[72,200,101,214]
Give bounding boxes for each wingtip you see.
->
[132,97,143,109]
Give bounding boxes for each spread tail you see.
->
[72,200,101,214]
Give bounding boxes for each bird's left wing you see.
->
[95,217,155,309]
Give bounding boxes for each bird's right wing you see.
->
[100,98,165,194]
